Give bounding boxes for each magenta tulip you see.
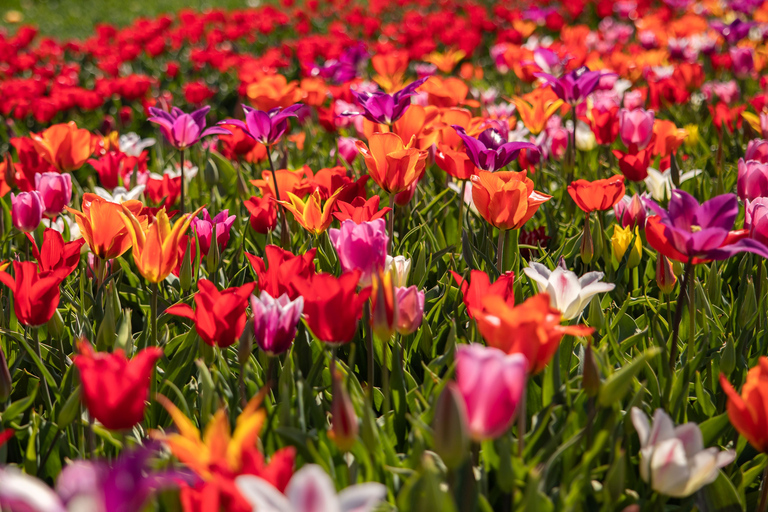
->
[337,136,359,165]
[746,198,768,247]
[614,193,648,229]
[35,172,72,217]
[11,191,44,233]
[148,106,230,150]
[746,139,768,163]
[737,159,768,202]
[395,286,424,335]
[455,344,528,441]
[328,219,388,286]
[191,208,236,255]
[619,108,654,150]
[623,90,645,110]
[730,47,754,78]
[250,291,304,356]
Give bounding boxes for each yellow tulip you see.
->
[612,225,642,269]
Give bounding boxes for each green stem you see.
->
[668,260,694,373]
[150,282,159,348]
[758,464,768,512]
[179,149,185,216]
[31,328,52,413]
[268,147,290,250]
[497,229,507,273]
[388,193,395,254]
[457,180,466,250]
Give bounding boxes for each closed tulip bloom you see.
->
[395,286,424,335]
[370,269,397,341]
[67,194,145,260]
[329,219,388,286]
[612,225,643,268]
[148,106,230,150]
[470,170,552,230]
[619,108,655,149]
[568,175,626,213]
[329,371,358,452]
[721,357,768,452]
[219,104,303,146]
[453,126,537,172]
[450,269,515,319]
[30,121,93,171]
[746,198,768,247]
[166,280,257,347]
[10,191,44,233]
[386,255,411,287]
[244,196,278,234]
[455,344,528,441]
[523,261,614,320]
[730,46,754,78]
[191,208,236,255]
[333,196,391,224]
[737,159,768,202]
[250,291,304,356]
[433,382,470,469]
[74,341,162,431]
[656,254,677,294]
[746,139,768,163]
[613,193,648,229]
[356,132,428,195]
[35,172,72,217]
[0,261,69,327]
[631,408,735,498]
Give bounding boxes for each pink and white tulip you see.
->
[251,291,304,356]
[329,219,388,286]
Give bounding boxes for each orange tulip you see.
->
[437,108,475,148]
[720,358,768,453]
[420,77,478,108]
[567,175,626,213]
[30,121,93,172]
[372,51,410,92]
[651,120,688,157]
[356,133,428,195]
[250,166,313,198]
[474,293,593,374]
[425,48,466,74]
[435,144,477,180]
[469,170,552,230]
[246,74,303,111]
[119,205,201,283]
[0,156,11,198]
[66,194,145,260]
[278,189,342,235]
[299,78,329,107]
[511,88,565,135]
[393,105,441,150]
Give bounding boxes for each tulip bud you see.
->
[575,120,596,151]
[720,336,736,376]
[206,223,220,271]
[683,124,699,150]
[179,239,193,292]
[395,286,424,335]
[611,225,642,269]
[0,346,11,401]
[35,172,73,217]
[204,158,219,188]
[656,254,677,294]
[386,255,412,288]
[371,270,397,341]
[250,291,303,356]
[582,342,600,397]
[329,371,358,452]
[580,216,594,264]
[432,382,469,469]
[587,295,605,331]
[10,191,44,233]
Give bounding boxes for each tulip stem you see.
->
[497,229,507,274]
[267,147,291,250]
[388,194,395,253]
[456,180,466,250]
[669,260,693,373]
[364,302,374,399]
[150,283,159,347]
[179,149,185,216]
[30,328,52,413]
[517,382,526,457]
[758,464,768,512]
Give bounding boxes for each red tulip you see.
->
[26,228,85,276]
[450,269,515,319]
[0,261,69,327]
[243,196,277,234]
[613,147,653,182]
[333,196,392,224]
[73,340,162,431]
[166,280,256,348]
[245,246,316,301]
[567,175,626,213]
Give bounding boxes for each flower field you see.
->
[2,0,768,510]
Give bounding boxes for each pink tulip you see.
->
[456,344,528,441]
[619,108,654,149]
[746,139,768,164]
[250,291,304,356]
[613,193,648,229]
[328,219,388,286]
[11,191,44,233]
[395,286,424,335]
[337,137,358,165]
[730,47,754,78]
[746,198,768,247]
[623,90,645,110]
[35,172,72,217]
[191,209,236,255]
[737,159,768,202]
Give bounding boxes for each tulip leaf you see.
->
[3,381,38,426]
[700,471,744,512]
[598,348,660,407]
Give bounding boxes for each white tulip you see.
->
[386,255,411,288]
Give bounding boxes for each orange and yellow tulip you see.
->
[651,119,688,157]
[720,357,768,453]
[119,205,201,283]
[470,170,552,230]
[31,121,93,172]
[66,194,145,260]
[356,132,428,195]
[425,48,466,74]
[420,76,478,108]
[511,88,565,135]
[278,189,342,235]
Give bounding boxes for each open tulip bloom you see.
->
[344,77,428,125]
[452,125,538,172]
[220,104,303,146]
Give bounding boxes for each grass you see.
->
[1,0,252,40]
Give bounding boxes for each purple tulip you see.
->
[329,219,388,286]
[148,105,230,150]
[730,47,755,78]
[311,42,369,84]
[452,125,538,172]
[533,47,568,76]
[619,108,655,150]
[250,291,304,356]
[191,208,236,255]
[711,19,753,45]
[396,286,425,335]
[344,77,429,125]
[747,139,768,163]
[11,191,44,233]
[746,198,768,247]
[34,172,72,218]
[614,193,648,229]
[535,66,607,105]
[737,159,768,202]
[646,190,768,261]
[220,104,303,146]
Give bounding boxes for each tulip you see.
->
[219,104,303,146]
[623,89,645,110]
[329,219,388,286]
[244,195,278,234]
[455,344,528,441]
[191,208,236,255]
[278,189,343,235]
[746,198,768,247]
[730,47,754,78]
[746,139,768,163]
[370,269,397,341]
[67,194,146,261]
[333,196,391,224]
[236,465,386,512]
[119,206,200,283]
[619,108,654,149]
[10,191,44,233]
[30,121,92,172]
[356,132,428,195]
[336,136,359,165]
[568,175,626,213]
[250,291,304,356]
[166,280,256,347]
[721,358,768,453]
[523,261,615,320]
[630,407,735,498]
[291,271,371,344]
[589,104,620,146]
[245,245,316,300]
[148,105,230,150]
[95,185,146,203]
[395,286,424,335]
[656,254,677,294]
[88,151,125,190]
[737,159,768,202]
[511,88,564,135]
[452,126,537,172]
[329,371,358,452]
[474,293,593,374]
[469,170,552,230]
[613,146,652,182]
[119,132,156,157]
[386,255,411,288]
[26,228,84,276]
[535,66,605,105]
[613,194,648,229]
[433,382,470,469]
[34,172,72,218]
[645,190,768,264]
[575,120,597,151]
[651,120,688,157]
[450,269,515,319]
[0,261,69,327]
[611,225,643,269]
[74,341,162,430]
[344,77,428,125]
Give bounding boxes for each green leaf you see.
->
[700,471,744,512]
[598,348,660,407]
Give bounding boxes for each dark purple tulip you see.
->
[452,125,538,172]
[220,104,303,146]
[729,0,763,14]
[710,19,753,45]
[311,42,369,84]
[345,77,429,125]
[535,67,607,105]
[646,190,768,261]
[148,106,230,150]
